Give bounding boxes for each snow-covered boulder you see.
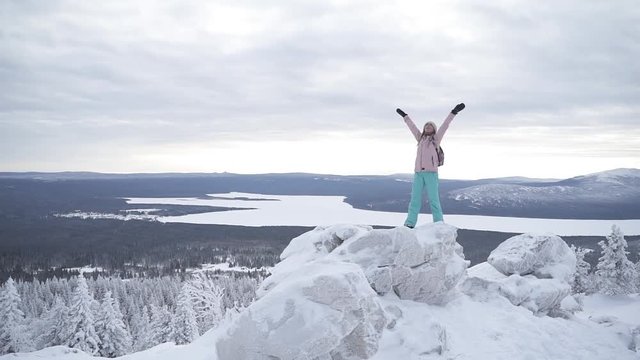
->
[216,260,387,360]
[459,262,506,301]
[278,224,372,269]
[488,233,576,282]
[331,223,469,305]
[463,262,571,315]
[497,275,571,315]
[258,224,371,297]
[217,223,469,359]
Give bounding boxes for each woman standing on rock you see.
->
[396,103,465,228]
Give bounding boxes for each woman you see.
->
[396,103,465,228]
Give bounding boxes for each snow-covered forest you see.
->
[0,272,258,356]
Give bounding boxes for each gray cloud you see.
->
[1,0,639,173]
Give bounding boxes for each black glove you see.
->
[396,108,407,117]
[451,103,465,115]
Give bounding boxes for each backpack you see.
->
[427,137,445,167]
[436,145,444,167]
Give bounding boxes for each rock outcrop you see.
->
[217,223,468,359]
[487,233,576,282]
[464,233,576,315]
[217,226,580,359]
[331,224,469,305]
[216,260,386,360]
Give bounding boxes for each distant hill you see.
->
[443,168,640,219]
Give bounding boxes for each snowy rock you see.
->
[463,262,571,315]
[560,294,582,313]
[279,224,371,267]
[217,223,469,359]
[488,233,576,282]
[331,223,469,305]
[497,275,571,315]
[460,262,506,301]
[216,260,386,360]
[383,304,403,330]
[259,224,371,296]
[467,261,508,282]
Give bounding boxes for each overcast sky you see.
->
[1,0,639,179]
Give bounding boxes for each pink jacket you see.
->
[404,113,455,173]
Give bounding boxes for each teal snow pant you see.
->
[404,171,443,227]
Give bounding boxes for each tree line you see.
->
[571,225,640,296]
[0,272,259,356]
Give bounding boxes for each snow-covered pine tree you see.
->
[569,245,593,294]
[63,276,100,354]
[172,284,200,345]
[95,290,132,357]
[185,273,225,334]
[36,296,71,349]
[595,225,638,295]
[149,305,174,346]
[130,305,152,352]
[0,277,32,354]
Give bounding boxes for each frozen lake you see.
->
[125,192,640,236]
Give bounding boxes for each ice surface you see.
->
[126,192,640,236]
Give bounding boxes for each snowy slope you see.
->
[448,168,640,212]
[5,292,637,360]
[3,223,639,360]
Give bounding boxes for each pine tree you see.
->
[63,276,100,354]
[37,296,71,349]
[95,291,132,357]
[130,305,152,351]
[149,305,174,345]
[570,245,593,294]
[172,284,199,345]
[595,225,638,295]
[185,274,225,334]
[0,277,32,354]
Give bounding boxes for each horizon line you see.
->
[0,168,637,182]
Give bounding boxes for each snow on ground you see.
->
[373,293,637,360]
[125,192,640,236]
[62,266,105,274]
[579,293,640,325]
[4,292,638,360]
[575,168,640,183]
[54,211,158,221]
[189,263,272,274]
[0,321,231,360]
[124,208,162,213]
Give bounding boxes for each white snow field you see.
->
[125,192,640,236]
[4,223,638,360]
